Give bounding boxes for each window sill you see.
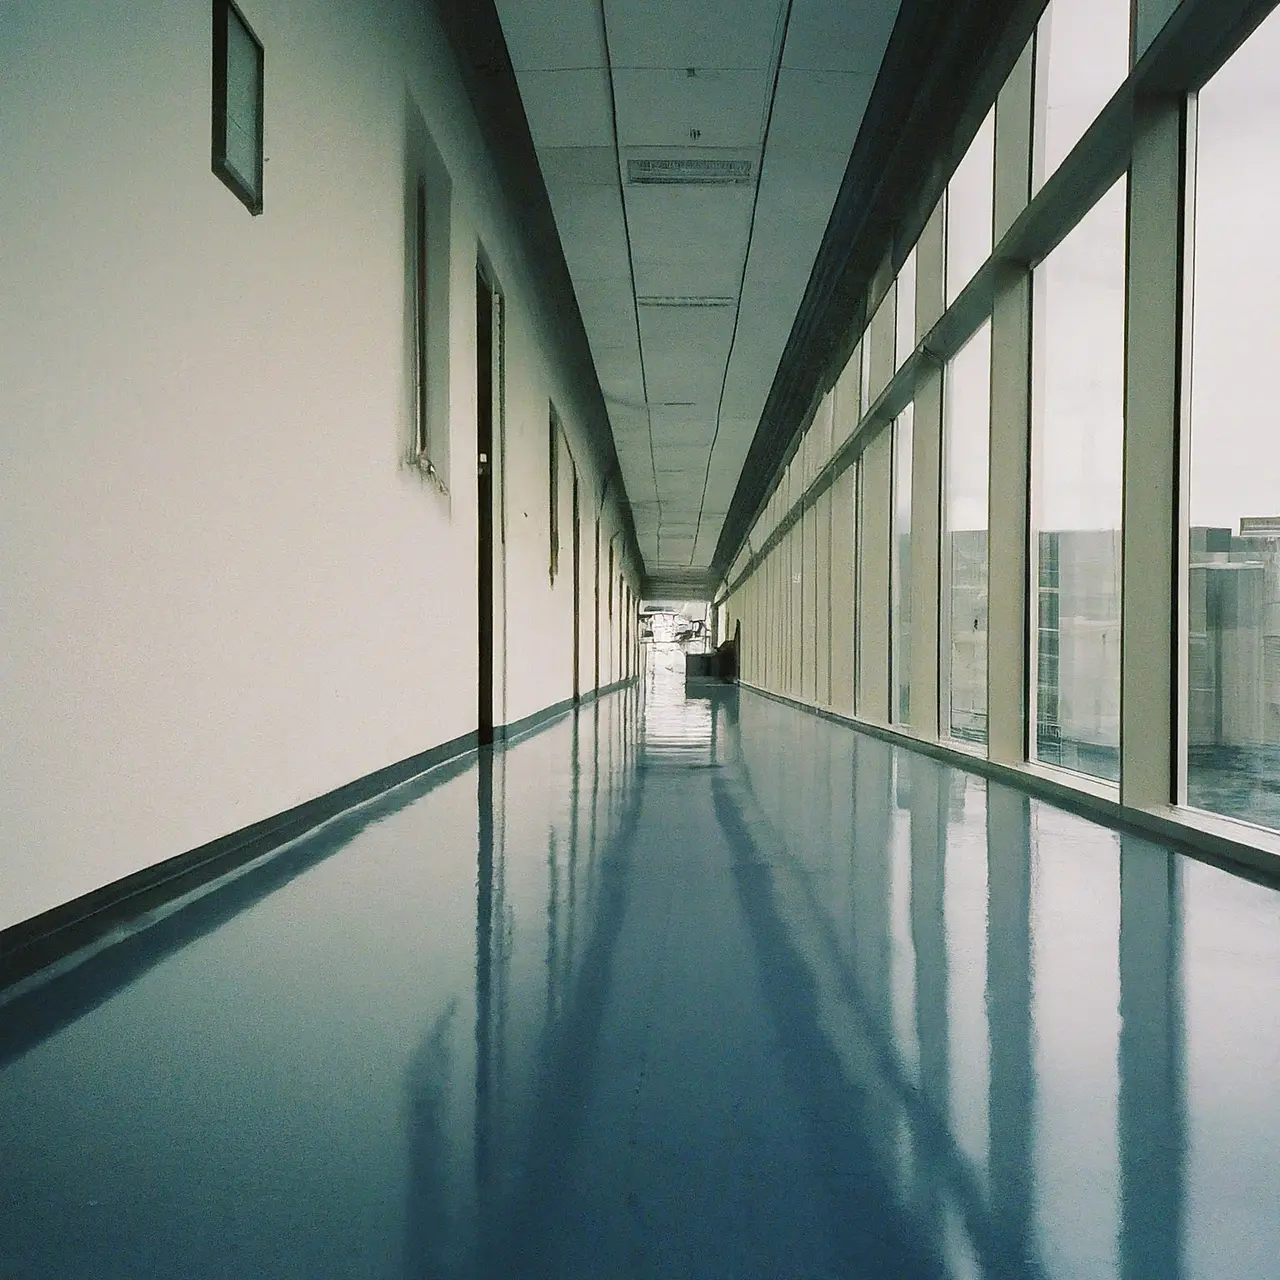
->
[739,682,1280,883]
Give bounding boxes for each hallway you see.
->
[1,659,1278,1278]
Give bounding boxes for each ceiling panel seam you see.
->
[689,0,795,568]
[596,0,663,558]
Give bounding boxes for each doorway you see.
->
[476,266,495,745]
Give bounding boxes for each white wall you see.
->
[0,0,638,929]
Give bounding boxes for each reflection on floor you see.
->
[2,653,1279,1278]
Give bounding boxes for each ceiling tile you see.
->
[606,402,650,436]
[693,525,721,562]
[594,354,646,406]
[604,0,786,70]
[649,404,718,440]
[516,69,613,148]
[495,0,607,71]
[637,298,736,370]
[653,446,711,472]
[544,183,631,280]
[781,0,902,74]
[573,282,640,349]
[766,70,875,157]
[612,69,770,149]
[624,182,754,297]
[538,146,618,188]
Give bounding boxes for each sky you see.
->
[1188,5,1280,531]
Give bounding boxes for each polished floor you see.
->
[2,652,1279,1278]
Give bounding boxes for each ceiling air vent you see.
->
[637,295,735,308]
[627,156,753,186]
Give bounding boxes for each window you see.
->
[895,246,917,370]
[943,321,991,746]
[945,108,995,305]
[891,406,914,724]
[1185,6,1280,830]
[211,0,264,214]
[1030,180,1126,781]
[1033,0,1131,193]
[549,408,560,584]
[406,103,452,488]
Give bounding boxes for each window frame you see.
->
[414,179,431,465]
[211,0,265,215]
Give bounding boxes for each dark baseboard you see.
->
[585,675,638,702]
[0,728,479,994]
[495,694,576,743]
[0,677,641,997]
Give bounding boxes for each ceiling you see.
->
[493,0,902,586]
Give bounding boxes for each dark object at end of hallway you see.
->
[686,635,738,686]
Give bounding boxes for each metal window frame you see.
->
[211,0,265,215]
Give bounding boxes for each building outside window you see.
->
[1185,5,1280,831]
[943,321,991,747]
[1030,180,1126,781]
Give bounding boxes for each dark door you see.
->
[476,268,495,745]
[572,467,581,702]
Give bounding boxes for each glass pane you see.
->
[896,246,917,370]
[225,8,261,190]
[944,321,991,747]
[1030,180,1126,781]
[1186,6,1280,830]
[945,108,994,305]
[859,332,871,415]
[1033,0,1130,193]
[892,406,914,724]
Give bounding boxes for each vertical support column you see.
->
[1135,0,1182,59]
[858,429,893,723]
[1121,99,1188,808]
[802,504,817,703]
[762,550,773,691]
[987,276,1032,763]
[830,466,857,715]
[987,39,1034,766]
[791,521,803,700]
[749,567,758,689]
[781,531,792,697]
[912,199,946,739]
